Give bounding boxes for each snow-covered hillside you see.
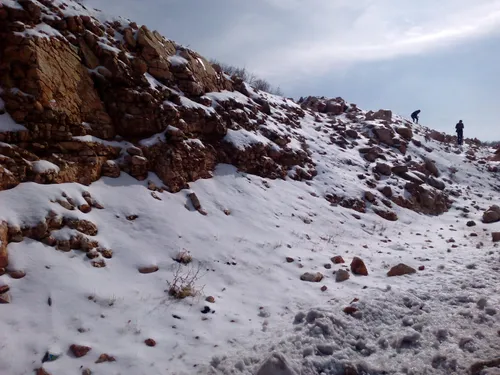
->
[1,89,500,375]
[1,1,500,375]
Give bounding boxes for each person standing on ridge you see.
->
[455,120,464,145]
[411,110,421,124]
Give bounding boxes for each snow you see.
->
[97,41,121,54]
[179,96,216,115]
[168,55,189,67]
[224,128,273,150]
[204,90,251,106]
[15,23,63,40]
[2,0,22,9]
[0,98,28,132]
[31,160,60,174]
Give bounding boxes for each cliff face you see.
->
[0,0,314,192]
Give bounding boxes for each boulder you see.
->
[483,206,500,223]
[335,269,350,282]
[373,127,394,145]
[396,126,413,140]
[427,176,445,190]
[375,163,391,176]
[365,109,392,122]
[350,257,368,276]
[300,272,324,282]
[387,264,416,277]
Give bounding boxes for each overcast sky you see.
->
[86,0,500,140]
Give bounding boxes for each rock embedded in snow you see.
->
[96,353,116,363]
[331,255,345,264]
[335,269,350,282]
[467,220,477,227]
[285,257,294,263]
[144,338,156,347]
[7,270,26,279]
[300,272,324,282]
[351,257,368,276]
[205,296,215,303]
[70,344,91,358]
[387,264,417,277]
[491,232,500,242]
[375,162,392,176]
[138,265,159,274]
[255,353,297,375]
[482,205,500,223]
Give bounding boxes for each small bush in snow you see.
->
[173,249,193,264]
[167,264,203,299]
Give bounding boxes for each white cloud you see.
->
[85,0,500,81]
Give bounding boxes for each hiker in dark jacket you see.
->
[455,120,464,145]
[411,110,421,124]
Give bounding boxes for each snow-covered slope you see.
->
[1,90,500,375]
[1,1,500,375]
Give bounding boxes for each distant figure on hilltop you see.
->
[411,110,421,124]
[456,120,464,145]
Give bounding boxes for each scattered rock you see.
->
[418,266,425,271]
[201,306,211,314]
[321,285,328,292]
[205,296,215,303]
[335,269,350,282]
[82,369,92,375]
[324,263,332,269]
[343,306,358,315]
[387,264,417,277]
[350,257,368,276]
[78,204,92,213]
[255,353,297,375]
[0,285,10,294]
[492,232,500,242]
[70,344,91,358]
[374,209,398,221]
[364,191,376,203]
[188,192,202,210]
[392,165,408,175]
[7,270,26,279]
[285,257,294,263]
[300,272,324,282]
[144,338,156,347]
[138,265,159,274]
[95,353,116,363]
[331,256,345,264]
[36,368,52,375]
[0,292,12,304]
[381,186,393,198]
[483,205,500,223]
[467,221,476,227]
[91,260,106,268]
[375,163,392,176]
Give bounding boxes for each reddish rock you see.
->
[144,338,156,347]
[418,266,425,271]
[91,259,106,268]
[350,257,368,276]
[0,222,8,268]
[343,306,358,315]
[285,257,294,263]
[300,272,324,282]
[36,368,52,375]
[7,270,26,279]
[70,344,92,358]
[387,264,417,277]
[364,191,376,203]
[78,204,92,213]
[205,296,215,303]
[331,256,345,264]
[321,285,328,292]
[0,284,10,294]
[138,265,159,274]
[492,232,500,242]
[95,353,116,363]
[375,163,392,176]
[381,186,392,198]
[374,209,398,221]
